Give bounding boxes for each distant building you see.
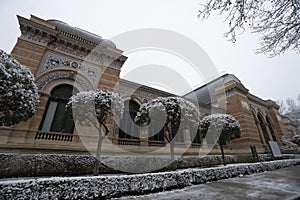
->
[0,15,288,155]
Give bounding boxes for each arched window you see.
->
[257,113,270,143]
[39,85,78,133]
[266,116,277,141]
[191,128,201,144]
[119,100,140,139]
[174,128,184,143]
[251,110,265,145]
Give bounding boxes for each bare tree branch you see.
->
[198,0,300,56]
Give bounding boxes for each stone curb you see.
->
[1,159,299,199]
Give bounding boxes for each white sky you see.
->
[0,0,299,102]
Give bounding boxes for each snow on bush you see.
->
[66,90,124,127]
[0,154,237,178]
[1,159,299,199]
[0,49,38,126]
[135,97,200,160]
[135,97,200,130]
[200,114,241,165]
[66,90,124,175]
[200,114,241,141]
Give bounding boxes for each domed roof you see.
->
[47,19,68,26]
[100,39,116,48]
[222,74,242,84]
[47,19,116,48]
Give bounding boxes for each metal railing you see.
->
[148,140,166,147]
[35,131,73,142]
[118,138,140,146]
[191,143,202,148]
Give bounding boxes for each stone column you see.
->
[184,128,191,148]
[140,127,149,146]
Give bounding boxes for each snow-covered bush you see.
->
[66,90,124,174]
[0,49,38,126]
[200,114,241,165]
[135,97,200,160]
[66,90,124,127]
[200,114,241,141]
[292,134,300,146]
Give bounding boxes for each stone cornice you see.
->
[17,15,127,70]
[247,93,278,110]
[215,80,249,97]
[17,15,57,35]
[119,79,175,97]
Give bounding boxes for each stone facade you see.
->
[0,15,288,155]
[185,75,287,153]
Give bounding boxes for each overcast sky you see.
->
[0,0,299,102]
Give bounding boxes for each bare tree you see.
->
[198,0,300,57]
[279,95,300,132]
[276,100,287,115]
[286,98,299,113]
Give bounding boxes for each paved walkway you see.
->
[114,166,300,200]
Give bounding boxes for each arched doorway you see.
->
[257,113,270,143]
[191,128,201,146]
[251,110,265,145]
[118,100,140,140]
[174,128,185,143]
[39,84,78,133]
[266,116,277,141]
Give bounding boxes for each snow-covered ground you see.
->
[114,165,300,200]
[0,159,299,199]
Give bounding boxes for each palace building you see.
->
[0,15,291,155]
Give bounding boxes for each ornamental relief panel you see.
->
[22,34,48,45]
[39,53,101,86]
[36,70,93,91]
[47,43,124,70]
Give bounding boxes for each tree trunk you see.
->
[93,127,104,175]
[218,140,226,166]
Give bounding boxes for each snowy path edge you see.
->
[1,159,300,199]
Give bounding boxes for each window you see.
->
[191,128,201,144]
[39,85,78,133]
[118,100,140,139]
[174,128,184,143]
[148,119,164,142]
[257,114,271,142]
[266,116,277,141]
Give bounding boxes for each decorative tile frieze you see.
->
[36,71,92,91]
[40,53,101,86]
[48,43,124,70]
[36,71,69,90]
[48,44,87,59]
